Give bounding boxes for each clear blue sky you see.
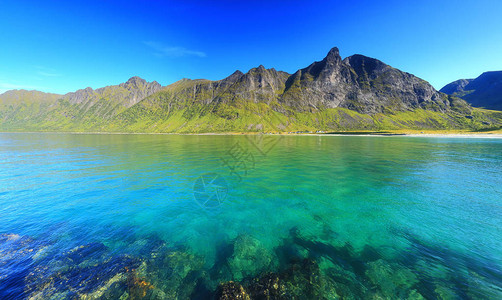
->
[1,0,502,94]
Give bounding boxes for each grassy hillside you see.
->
[2,81,502,134]
[2,55,502,134]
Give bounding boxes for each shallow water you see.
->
[1,133,501,299]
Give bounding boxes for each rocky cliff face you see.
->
[441,71,502,110]
[281,48,356,111]
[146,47,465,116]
[214,66,290,106]
[65,76,162,108]
[281,48,461,114]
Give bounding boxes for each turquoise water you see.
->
[1,133,501,299]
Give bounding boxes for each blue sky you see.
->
[1,0,502,94]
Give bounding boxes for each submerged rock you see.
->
[365,259,420,299]
[23,242,141,299]
[216,281,251,300]
[228,235,276,281]
[247,273,286,299]
[136,245,206,299]
[215,259,341,300]
[0,234,51,299]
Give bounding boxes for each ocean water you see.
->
[0,133,501,299]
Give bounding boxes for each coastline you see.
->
[1,130,502,138]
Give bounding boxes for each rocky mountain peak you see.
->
[231,70,244,77]
[220,70,244,85]
[121,76,148,89]
[324,47,341,63]
[64,87,95,104]
[299,47,345,81]
[344,54,390,79]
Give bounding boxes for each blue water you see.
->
[1,133,501,299]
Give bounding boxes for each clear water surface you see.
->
[0,133,501,299]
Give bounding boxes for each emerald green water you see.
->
[1,133,501,299]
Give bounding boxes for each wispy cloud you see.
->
[37,71,62,77]
[143,41,206,58]
[34,66,62,77]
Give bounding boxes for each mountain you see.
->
[440,79,473,95]
[440,71,502,110]
[0,90,63,127]
[0,77,162,130]
[1,48,502,133]
[0,90,62,104]
[281,48,464,114]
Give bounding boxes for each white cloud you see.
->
[144,41,206,58]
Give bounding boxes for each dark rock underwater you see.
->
[2,225,501,299]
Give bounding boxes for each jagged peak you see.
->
[221,70,244,83]
[245,65,268,74]
[123,76,147,87]
[323,47,342,63]
[326,47,340,57]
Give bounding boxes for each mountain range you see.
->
[1,47,501,133]
[440,71,502,111]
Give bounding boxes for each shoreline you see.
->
[1,130,502,138]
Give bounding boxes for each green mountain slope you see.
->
[2,48,502,133]
[0,77,162,131]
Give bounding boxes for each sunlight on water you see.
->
[1,133,501,299]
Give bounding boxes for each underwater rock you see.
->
[60,242,108,267]
[320,257,367,299]
[466,270,502,299]
[365,259,420,299]
[228,235,276,281]
[407,289,426,300]
[24,241,141,299]
[0,234,51,299]
[218,259,341,300]
[216,281,251,300]
[278,259,340,299]
[247,273,286,299]
[0,233,47,262]
[138,247,206,299]
[434,284,458,300]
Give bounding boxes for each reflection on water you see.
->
[1,133,501,299]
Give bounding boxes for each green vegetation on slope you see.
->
[2,49,502,133]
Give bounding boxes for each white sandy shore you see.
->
[396,133,502,138]
[285,133,502,138]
